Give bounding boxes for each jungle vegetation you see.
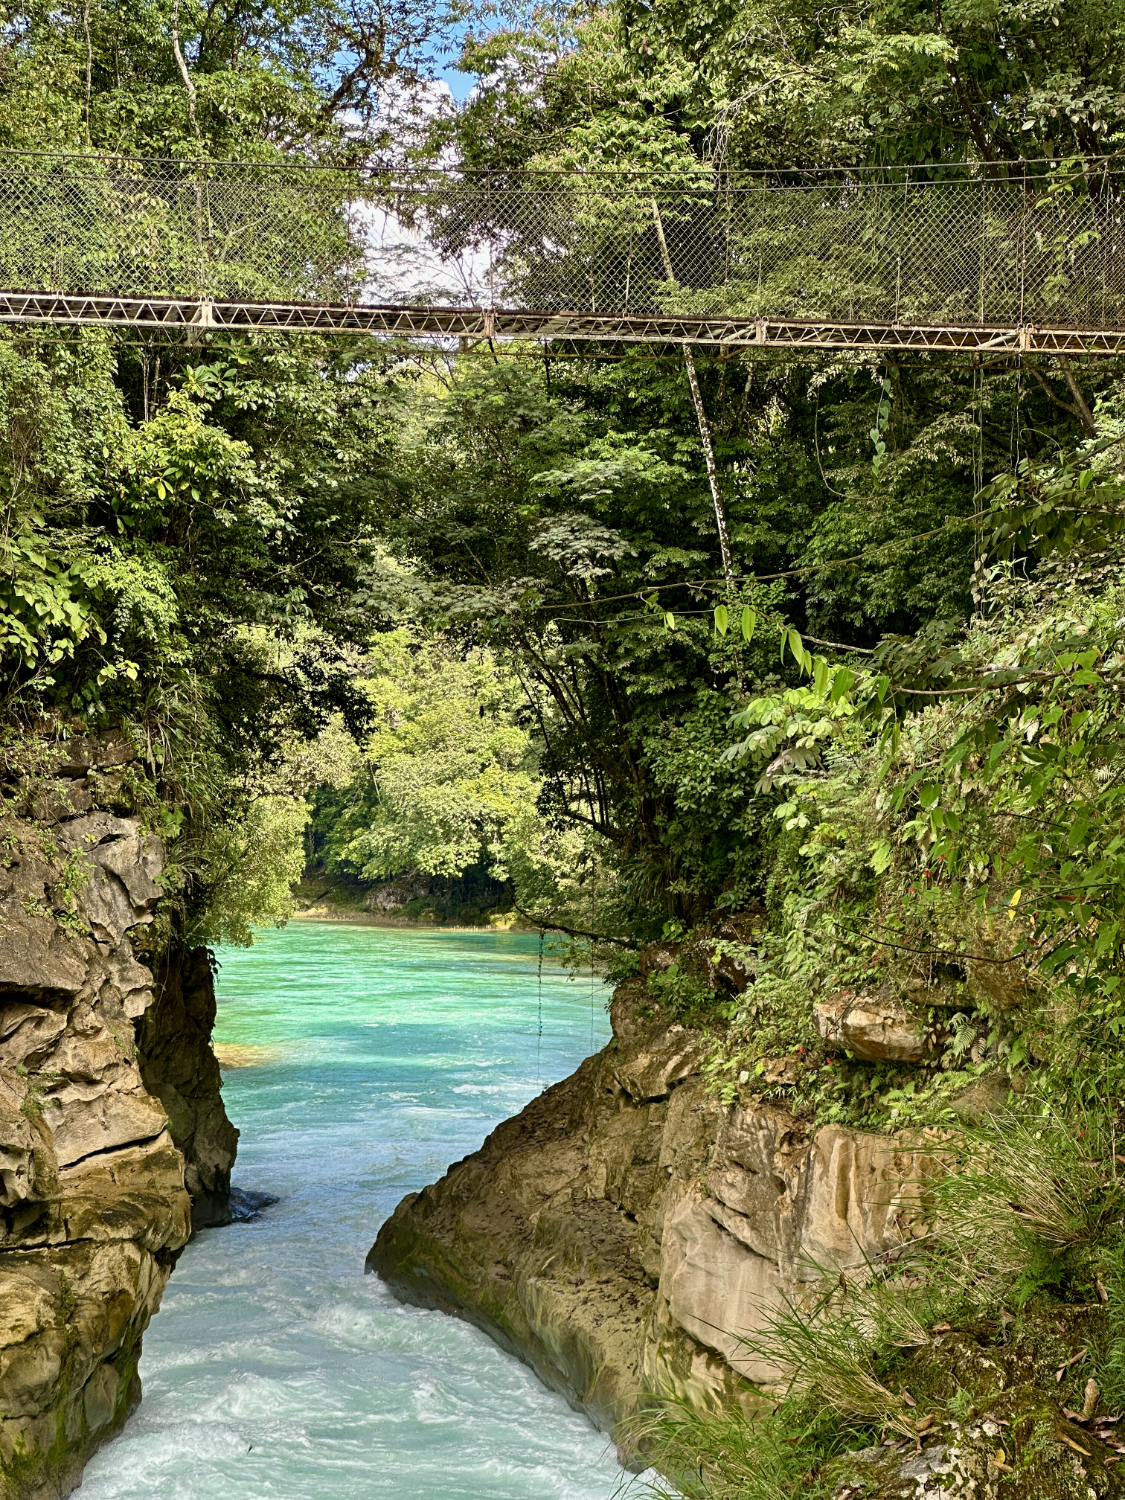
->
[2,0,1124,1109]
[3,0,1125,1490]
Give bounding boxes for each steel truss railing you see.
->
[2,290,1123,355]
[0,153,1122,352]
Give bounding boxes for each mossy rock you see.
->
[825,1301,1125,1498]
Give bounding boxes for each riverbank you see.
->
[370,943,1125,1498]
[371,966,936,1461]
[291,873,536,933]
[291,906,536,933]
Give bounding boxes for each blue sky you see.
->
[437,59,476,104]
[429,16,476,104]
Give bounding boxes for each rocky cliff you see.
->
[0,733,236,1500]
[368,971,936,1459]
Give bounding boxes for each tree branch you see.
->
[170,0,200,141]
[1057,356,1098,438]
[1027,364,1088,430]
[514,905,636,947]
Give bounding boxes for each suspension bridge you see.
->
[0,152,1123,354]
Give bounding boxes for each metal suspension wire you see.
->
[0,151,1121,351]
[536,929,544,1085]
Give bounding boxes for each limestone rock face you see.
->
[369,975,938,1462]
[139,948,239,1229]
[0,735,236,1499]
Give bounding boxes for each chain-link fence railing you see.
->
[0,154,1121,329]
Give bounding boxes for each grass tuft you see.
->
[630,1398,846,1500]
[933,1105,1124,1304]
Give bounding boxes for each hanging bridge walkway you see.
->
[1,153,1123,354]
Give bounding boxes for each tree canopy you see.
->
[2,0,1124,1073]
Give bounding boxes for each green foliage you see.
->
[309,626,627,933]
[185,794,310,947]
[0,526,107,684]
[0,328,401,938]
[361,338,1021,934]
[597,0,1125,170]
[983,436,1125,567]
[315,629,541,883]
[0,0,476,946]
[0,0,450,160]
[645,958,733,1027]
[699,507,1125,1114]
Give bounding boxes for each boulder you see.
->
[47,733,136,779]
[965,955,1032,1012]
[0,918,90,999]
[28,778,94,825]
[814,992,929,1062]
[0,1004,69,1068]
[612,1023,704,1102]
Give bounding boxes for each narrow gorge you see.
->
[2,0,1123,1491]
[370,943,1125,1498]
[369,958,937,1446]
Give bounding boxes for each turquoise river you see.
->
[77,921,634,1500]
